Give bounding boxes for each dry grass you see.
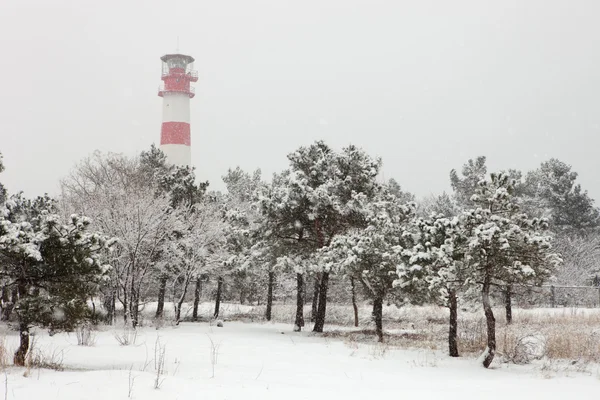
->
[543,324,600,363]
[0,338,9,370]
[24,337,64,373]
[455,309,600,364]
[257,303,600,364]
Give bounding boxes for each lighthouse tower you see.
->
[158,54,198,166]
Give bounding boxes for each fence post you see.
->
[598,287,600,308]
[550,285,555,308]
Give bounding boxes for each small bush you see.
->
[114,328,138,346]
[207,335,221,379]
[154,337,166,389]
[75,324,97,346]
[368,342,389,359]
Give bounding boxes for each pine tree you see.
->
[387,178,415,203]
[450,156,487,208]
[140,144,208,208]
[256,141,381,332]
[524,159,599,234]
[0,153,6,205]
[216,168,264,318]
[0,195,113,365]
[397,213,468,357]
[464,173,560,368]
[322,191,414,342]
[417,192,458,218]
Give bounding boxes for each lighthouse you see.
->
[158,54,198,166]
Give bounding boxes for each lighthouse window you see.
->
[168,58,186,70]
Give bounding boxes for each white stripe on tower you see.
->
[158,54,197,167]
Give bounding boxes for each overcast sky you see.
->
[1,0,599,202]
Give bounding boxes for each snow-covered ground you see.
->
[1,320,598,400]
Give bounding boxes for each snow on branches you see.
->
[0,194,114,365]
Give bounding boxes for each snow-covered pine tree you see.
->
[322,191,414,342]
[255,170,310,330]
[551,232,600,305]
[0,194,113,366]
[0,154,10,320]
[140,144,208,208]
[450,156,487,209]
[386,178,415,204]
[524,158,599,234]
[214,167,264,318]
[243,234,287,321]
[463,172,560,368]
[396,213,468,356]
[416,192,458,218]
[0,152,6,205]
[222,167,265,306]
[256,141,382,332]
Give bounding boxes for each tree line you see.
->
[0,143,598,368]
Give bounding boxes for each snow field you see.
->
[0,319,599,400]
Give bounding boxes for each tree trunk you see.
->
[214,277,223,319]
[504,285,513,325]
[175,276,192,325]
[14,282,29,367]
[312,272,329,333]
[130,296,139,328]
[448,288,459,357]
[1,287,16,321]
[175,301,182,323]
[14,321,29,367]
[372,296,384,342]
[294,273,305,330]
[311,274,320,323]
[129,276,139,328]
[0,286,8,321]
[90,297,97,324]
[122,286,129,325]
[103,290,115,325]
[192,277,202,321]
[129,280,140,329]
[350,277,359,328]
[175,295,183,324]
[481,274,496,368]
[127,271,140,328]
[266,271,275,321]
[110,291,116,325]
[155,275,168,319]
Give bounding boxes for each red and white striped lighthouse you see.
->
[158,54,198,166]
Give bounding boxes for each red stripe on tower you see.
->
[160,122,191,146]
